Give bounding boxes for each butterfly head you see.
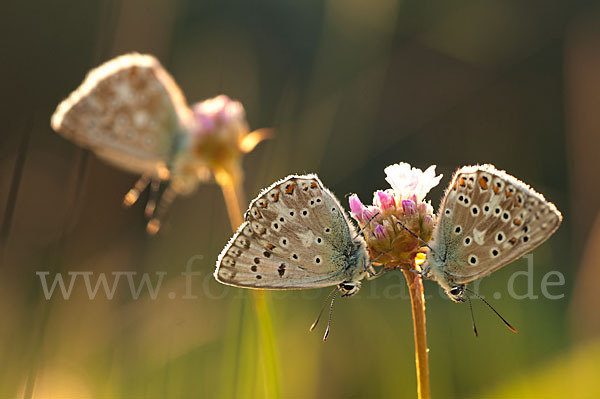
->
[338,281,361,297]
[447,284,466,303]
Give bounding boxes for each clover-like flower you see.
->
[349,163,441,267]
[190,95,271,188]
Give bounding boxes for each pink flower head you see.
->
[402,199,416,215]
[374,190,396,212]
[192,95,246,135]
[418,201,433,216]
[349,162,439,267]
[349,194,368,223]
[374,224,387,240]
[187,95,270,188]
[384,163,442,202]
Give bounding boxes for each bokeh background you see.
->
[1,0,600,398]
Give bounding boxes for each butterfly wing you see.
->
[51,53,193,176]
[215,174,361,289]
[434,164,562,284]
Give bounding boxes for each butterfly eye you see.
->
[449,286,462,296]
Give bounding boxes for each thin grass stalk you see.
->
[218,175,280,398]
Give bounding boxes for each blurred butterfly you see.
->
[214,174,375,339]
[420,164,562,333]
[51,53,194,233]
[51,53,268,234]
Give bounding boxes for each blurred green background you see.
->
[1,0,600,398]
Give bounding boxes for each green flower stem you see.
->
[218,176,280,398]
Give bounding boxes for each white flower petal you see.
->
[384,162,442,201]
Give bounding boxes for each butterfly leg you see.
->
[366,265,390,280]
[123,174,151,207]
[144,178,161,218]
[146,184,177,234]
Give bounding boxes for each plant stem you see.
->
[217,173,280,398]
[402,269,430,399]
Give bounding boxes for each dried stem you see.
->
[217,171,281,398]
[402,268,430,399]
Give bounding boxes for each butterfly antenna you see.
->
[323,290,339,342]
[123,174,151,207]
[310,287,337,332]
[464,287,518,334]
[465,295,478,337]
[396,221,434,252]
[353,212,381,240]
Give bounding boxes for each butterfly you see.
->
[214,174,373,297]
[51,53,216,233]
[421,164,562,303]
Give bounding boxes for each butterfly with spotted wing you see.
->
[215,174,374,297]
[422,164,562,303]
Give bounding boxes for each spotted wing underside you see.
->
[215,174,356,289]
[437,164,562,284]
